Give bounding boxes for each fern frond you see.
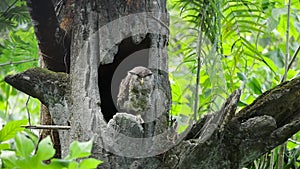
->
[0,0,30,31]
[222,0,269,73]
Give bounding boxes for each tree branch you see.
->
[287,44,300,71]
[25,0,70,73]
[4,68,68,106]
[173,77,300,168]
[0,58,37,67]
[22,125,70,130]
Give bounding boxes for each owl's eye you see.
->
[128,67,152,78]
[138,73,152,78]
[128,71,136,75]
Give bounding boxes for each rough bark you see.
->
[25,0,72,158]
[6,69,300,168]
[5,0,300,169]
[26,0,70,72]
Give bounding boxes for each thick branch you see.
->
[185,89,241,140]
[25,0,72,158]
[26,0,70,72]
[173,77,300,168]
[4,68,68,107]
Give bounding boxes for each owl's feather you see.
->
[117,66,171,124]
[117,74,130,109]
[117,66,154,116]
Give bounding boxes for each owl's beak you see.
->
[140,78,144,85]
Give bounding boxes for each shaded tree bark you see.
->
[4,0,300,168]
[24,0,72,158]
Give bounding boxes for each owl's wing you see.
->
[117,75,130,110]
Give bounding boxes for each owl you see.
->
[117,66,154,121]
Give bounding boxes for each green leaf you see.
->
[67,139,93,159]
[14,157,39,169]
[23,129,39,145]
[238,100,248,107]
[262,56,279,73]
[237,72,247,81]
[68,161,79,169]
[15,133,35,157]
[1,156,18,168]
[0,142,10,150]
[49,159,71,168]
[248,78,262,95]
[237,20,266,28]
[36,136,56,161]
[0,120,27,142]
[79,158,103,169]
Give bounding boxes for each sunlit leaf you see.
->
[0,120,27,142]
[248,77,262,95]
[15,133,35,157]
[79,158,103,169]
[67,139,93,160]
[36,136,56,161]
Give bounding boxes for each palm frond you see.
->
[0,0,30,31]
[222,0,268,64]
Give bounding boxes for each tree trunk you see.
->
[4,0,300,168]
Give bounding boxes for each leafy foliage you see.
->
[168,0,300,115]
[0,0,39,125]
[0,0,31,31]
[1,133,102,169]
[0,0,299,168]
[0,119,27,142]
[0,119,27,153]
[168,0,300,168]
[0,122,102,169]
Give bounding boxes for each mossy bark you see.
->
[5,0,300,168]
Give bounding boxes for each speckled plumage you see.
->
[117,66,154,118]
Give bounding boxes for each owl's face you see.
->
[128,67,153,87]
